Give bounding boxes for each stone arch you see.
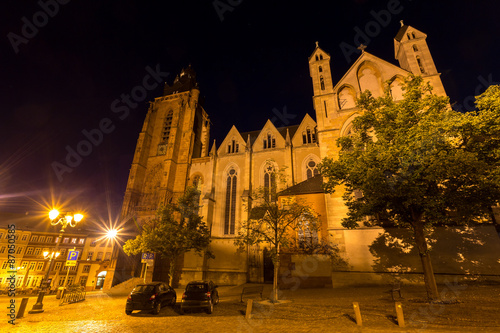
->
[337,85,357,110]
[302,154,321,181]
[340,113,360,137]
[357,61,383,98]
[259,160,279,188]
[388,75,405,101]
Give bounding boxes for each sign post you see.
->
[63,248,79,288]
[141,253,155,283]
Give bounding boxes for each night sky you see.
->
[1,0,499,224]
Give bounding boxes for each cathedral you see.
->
[109,23,500,288]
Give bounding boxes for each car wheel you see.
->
[125,310,132,315]
[171,295,177,306]
[153,302,161,315]
[206,301,213,314]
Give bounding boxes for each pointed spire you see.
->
[246,134,252,152]
[285,128,291,147]
[209,139,217,157]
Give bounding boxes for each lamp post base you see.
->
[28,292,45,314]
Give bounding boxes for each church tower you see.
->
[121,66,211,221]
[394,21,446,96]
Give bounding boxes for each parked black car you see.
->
[125,282,176,315]
[180,280,219,314]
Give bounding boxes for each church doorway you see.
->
[263,248,274,283]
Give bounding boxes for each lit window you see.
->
[63,238,69,244]
[71,238,77,244]
[78,238,85,245]
[224,169,237,235]
[297,217,318,248]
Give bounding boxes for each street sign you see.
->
[66,250,79,266]
[141,253,154,266]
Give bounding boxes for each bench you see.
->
[391,282,402,301]
[240,285,264,302]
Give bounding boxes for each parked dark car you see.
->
[180,280,219,314]
[125,282,176,315]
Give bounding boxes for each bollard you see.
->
[16,298,29,319]
[352,302,362,326]
[245,299,253,319]
[28,292,45,314]
[395,301,405,328]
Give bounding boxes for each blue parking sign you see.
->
[66,250,79,266]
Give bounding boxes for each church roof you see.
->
[240,124,300,147]
[394,24,410,42]
[278,175,324,196]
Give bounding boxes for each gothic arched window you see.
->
[298,215,318,248]
[412,44,418,52]
[224,169,237,235]
[302,127,316,144]
[227,138,239,153]
[318,66,323,73]
[263,133,276,149]
[306,159,319,179]
[263,163,276,202]
[162,110,173,143]
[416,56,425,74]
[320,76,325,90]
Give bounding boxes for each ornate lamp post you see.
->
[29,210,83,314]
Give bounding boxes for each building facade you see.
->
[114,23,500,287]
[0,214,114,292]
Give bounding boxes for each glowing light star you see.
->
[106,229,118,240]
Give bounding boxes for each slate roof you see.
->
[278,175,325,196]
[394,24,409,42]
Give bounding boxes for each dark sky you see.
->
[1,0,499,222]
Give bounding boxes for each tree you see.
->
[235,164,320,303]
[123,186,212,286]
[319,76,500,300]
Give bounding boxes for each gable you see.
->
[252,120,286,152]
[217,125,246,155]
[291,114,318,147]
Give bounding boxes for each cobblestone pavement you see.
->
[1,282,500,333]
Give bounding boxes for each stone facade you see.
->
[116,23,500,287]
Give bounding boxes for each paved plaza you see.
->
[2,282,500,332]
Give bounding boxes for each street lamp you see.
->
[29,210,83,314]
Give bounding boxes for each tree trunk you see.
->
[169,258,176,287]
[272,256,279,303]
[412,219,439,301]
